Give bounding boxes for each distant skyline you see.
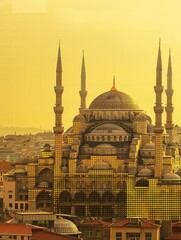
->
[1,0,181,131]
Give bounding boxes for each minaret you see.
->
[154,41,164,179]
[79,51,87,113]
[165,50,174,143]
[53,43,64,213]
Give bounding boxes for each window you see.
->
[145,233,152,240]
[15,203,18,209]
[21,236,24,240]
[19,195,23,200]
[9,203,12,208]
[9,195,12,199]
[87,230,93,237]
[116,232,122,240]
[25,203,28,210]
[20,203,24,210]
[96,230,101,237]
[25,195,28,200]
[104,229,110,236]
[126,233,140,240]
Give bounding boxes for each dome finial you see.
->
[111,76,117,91]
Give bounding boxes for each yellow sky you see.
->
[1,0,181,131]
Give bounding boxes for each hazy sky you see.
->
[1,0,181,131]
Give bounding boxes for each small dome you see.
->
[43,144,51,152]
[14,169,26,174]
[92,160,112,169]
[90,124,130,135]
[138,167,153,177]
[95,143,116,149]
[54,218,81,235]
[73,114,85,122]
[163,172,181,181]
[89,90,140,110]
[141,142,155,150]
[37,181,52,188]
[133,113,151,122]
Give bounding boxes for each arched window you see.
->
[74,191,86,203]
[135,179,149,187]
[59,191,72,202]
[102,191,114,203]
[36,191,52,211]
[89,191,101,202]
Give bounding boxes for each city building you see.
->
[110,218,160,240]
[78,219,111,240]
[3,43,181,223]
[0,223,78,240]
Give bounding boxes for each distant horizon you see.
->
[0,125,53,137]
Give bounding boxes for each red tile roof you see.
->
[79,220,111,227]
[0,223,32,235]
[111,219,160,228]
[0,161,14,172]
[31,229,78,240]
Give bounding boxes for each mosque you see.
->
[7,43,181,221]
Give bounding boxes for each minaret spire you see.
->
[165,49,174,143]
[154,41,164,179]
[111,76,117,91]
[79,50,87,113]
[53,43,64,213]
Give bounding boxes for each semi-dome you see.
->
[37,180,52,188]
[54,218,81,235]
[73,114,85,122]
[163,172,181,181]
[133,113,151,122]
[91,123,129,135]
[89,89,140,110]
[92,160,112,169]
[141,142,155,150]
[138,167,153,177]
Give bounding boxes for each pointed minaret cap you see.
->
[111,76,117,91]
[156,38,162,71]
[167,48,172,77]
[56,41,62,72]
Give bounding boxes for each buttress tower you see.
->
[165,50,174,143]
[53,44,64,213]
[79,51,87,113]
[154,41,164,179]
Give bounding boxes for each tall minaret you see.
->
[79,51,87,113]
[165,50,174,143]
[154,41,164,179]
[53,44,64,213]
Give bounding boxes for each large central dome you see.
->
[89,89,140,110]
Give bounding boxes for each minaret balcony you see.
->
[165,106,174,112]
[165,123,174,130]
[54,106,64,114]
[165,89,174,95]
[154,106,164,113]
[54,86,64,94]
[79,90,87,97]
[53,126,64,134]
[154,126,164,134]
[154,86,164,93]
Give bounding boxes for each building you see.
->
[0,223,78,240]
[3,42,181,222]
[110,218,160,240]
[78,219,111,240]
